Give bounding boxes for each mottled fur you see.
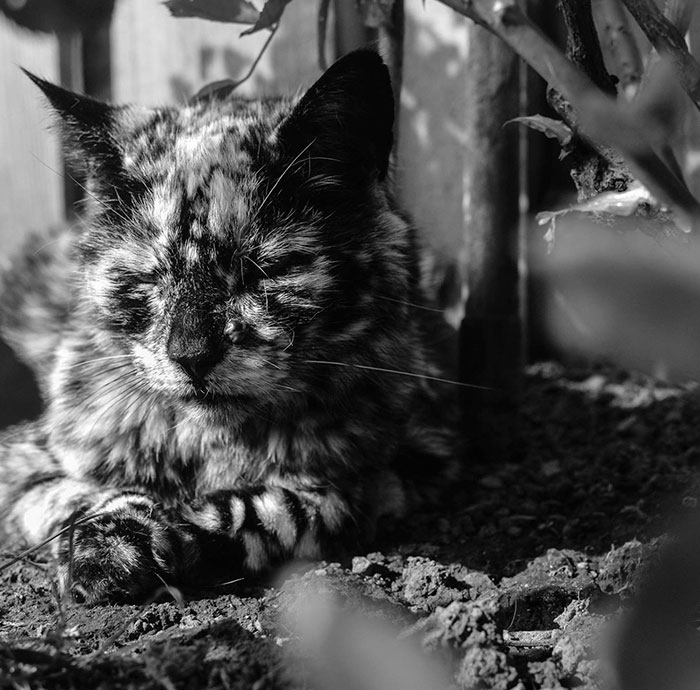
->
[0,51,459,603]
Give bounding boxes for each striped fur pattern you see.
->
[0,51,459,603]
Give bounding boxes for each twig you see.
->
[503,629,558,648]
[191,24,279,102]
[664,0,695,35]
[0,514,97,575]
[435,0,700,228]
[434,0,607,129]
[559,0,617,95]
[593,0,643,98]
[621,0,700,108]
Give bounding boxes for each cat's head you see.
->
[29,51,415,407]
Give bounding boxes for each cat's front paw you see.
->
[56,494,179,604]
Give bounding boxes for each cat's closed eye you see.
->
[256,250,316,279]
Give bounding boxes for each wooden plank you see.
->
[112,0,319,105]
[0,16,63,256]
[396,1,470,264]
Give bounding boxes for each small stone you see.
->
[351,556,371,575]
[682,496,697,509]
[479,475,503,490]
[540,460,561,477]
[179,614,201,629]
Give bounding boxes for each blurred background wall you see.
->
[0,0,492,429]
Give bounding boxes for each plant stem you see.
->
[559,0,617,95]
[621,0,700,108]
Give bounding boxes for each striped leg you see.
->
[180,482,356,573]
[55,483,359,604]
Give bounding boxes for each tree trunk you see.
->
[460,23,522,460]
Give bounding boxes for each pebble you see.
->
[479,475,503,490]
[351,557,371,575]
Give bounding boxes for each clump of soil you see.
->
[2,363,700,689]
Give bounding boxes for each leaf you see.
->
[191,78,237,102]
[163,0,259,24]
[240,0,293,35]
[507,115,573,146]
[542,225,700,382]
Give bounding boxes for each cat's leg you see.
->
[64,478,377,603]
[0,421,102,543]
[0,422,183,602]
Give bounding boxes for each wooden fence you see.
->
[0,1,483,257]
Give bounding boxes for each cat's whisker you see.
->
[246,258,271,313]
[30,154,133,227]
[31,235,66,256]
[377,296,445,313]
[253,139,315,220]
[85,377,149,435]
[62,355,133,370]
[303,360,491,390]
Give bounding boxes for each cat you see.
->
[0,50,459,604]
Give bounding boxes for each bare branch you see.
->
[435,0,700,229]
[559,0,617,95]
[593,0,643,99]
[621,0,700,108]
[434,0,603,122]
[664,0,695,35]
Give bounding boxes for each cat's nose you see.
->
[168,344,223,382]
[167,310,224,382]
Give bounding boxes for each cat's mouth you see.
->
[180,385,249,406]
[181,386,230,405]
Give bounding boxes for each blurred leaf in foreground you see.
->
[283,582,449,690]
[163,0,259,24]
[542,219,700,383]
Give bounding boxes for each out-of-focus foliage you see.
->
[544,222,700,382]
[163,0,259,24]
[0,0,114,32]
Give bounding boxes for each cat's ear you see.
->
[23,69,118,164]
[279,50,395,186]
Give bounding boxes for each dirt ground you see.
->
[2,362,700,689]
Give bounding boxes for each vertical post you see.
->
[58,31,83,218]
[57,8,113,220]
[460,24,521,460]
[334,1,404,177]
